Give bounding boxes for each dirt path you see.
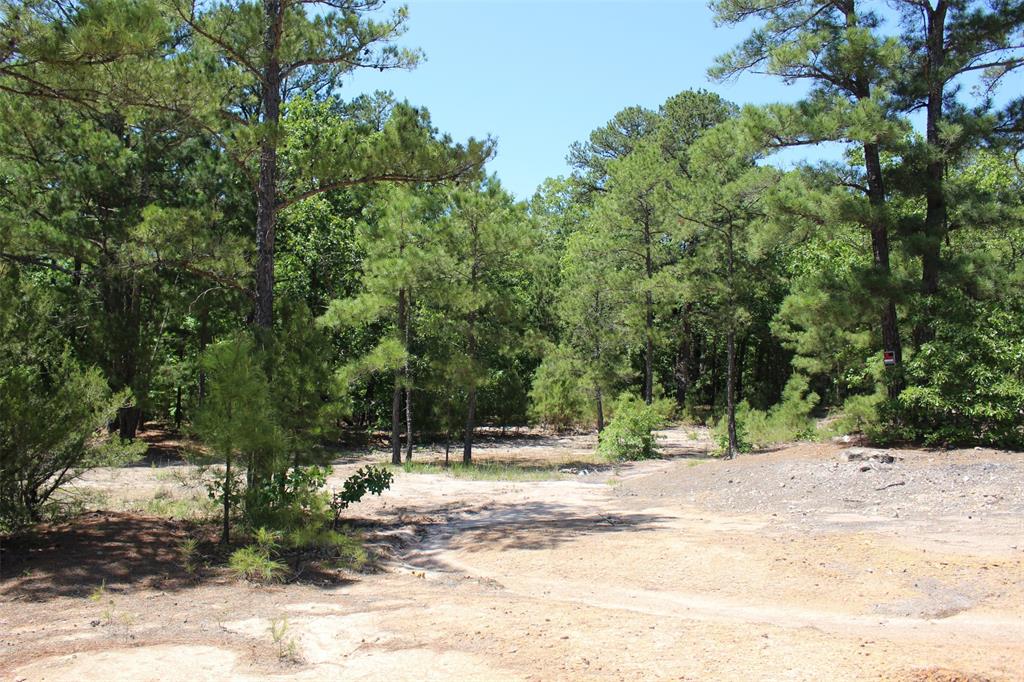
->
[3,429,1022,681]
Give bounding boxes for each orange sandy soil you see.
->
[1,428,1021,681]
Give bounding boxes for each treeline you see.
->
[1,0,1022,530]
[532,0,1024,455]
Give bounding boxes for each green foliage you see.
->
[714,375,819,451]
[825,391,885,438]
[193,334,283,541]
[228,545,287,583]
[885,297,1024,448]
[284,527,367,569]
[597,393,669,461]
[528,345,592,430]
[245,465,332,531]
[0,274,144,530]
[713,408,752,455]
[332,465,393,512]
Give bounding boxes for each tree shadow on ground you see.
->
[374,500,674,571]
[0,512,355,603]
[1,512,201,601]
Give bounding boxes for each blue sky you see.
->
[343,0,800,199]
[342,0,1018,200]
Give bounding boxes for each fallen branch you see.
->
[875,481,906,491]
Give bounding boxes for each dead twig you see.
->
[875,481,906,491]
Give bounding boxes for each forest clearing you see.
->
[2,427,1022,681]
[1,0,1023,679]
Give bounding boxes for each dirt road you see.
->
[2,429,1022,681]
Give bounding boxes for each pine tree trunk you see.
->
[846,2,904,399]
[595,386,605,433]
[463,311,477,464]
[463,382,476,465]
[198,309,209,404]
[390,380,402,465]
[222,453,231,544]
[864,141,905,399]
[726,330,738,458]
[405,385,413,462]
[391,288,407,465]
[643,214,654,404]
[725,224,738,458]
[254,0,283,332]
[463,216,480,465]
[735,336,747,403]
[404,290,413,462]
[916,1,948,346]
[174,386,182,430]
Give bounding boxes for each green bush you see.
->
[712,375,819,452]
[879,296,1024,448]
[527,345,592,430]
[712,404,753,455]
[827,390,884,437]
[597,393,668,461]
[0,276,143,531]
[245,465,332,531]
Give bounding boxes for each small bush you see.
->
[178,537,200,575]
[246,466,333,531]
[0,277,144,530]
[713,375,819,452]
[228,545,287,583]
[712,405,752,455]
[827,390,884,437]
[597,393,667,461]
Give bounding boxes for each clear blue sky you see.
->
[342,0,1017,200]
[342,0,798,199]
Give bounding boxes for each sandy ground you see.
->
[1,428,1022,681]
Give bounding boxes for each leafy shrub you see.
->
[597,393,668,461]
[332,465,393,514]
[712,405,752,455]
[245,465,332,531]
[0,276,143,531]
[879,296,1024,448]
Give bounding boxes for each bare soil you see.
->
[1,428,1022,681]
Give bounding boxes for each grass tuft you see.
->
[397,460,570,481]
[228,545,287,582]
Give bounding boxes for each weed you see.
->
[88,580,107,602]
[269,617,302,664]
[177,537,200,575]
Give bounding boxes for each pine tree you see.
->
[172,1,493,334]
[711,0,910,398]
[673,121,781,457]
[887,0,1024,343]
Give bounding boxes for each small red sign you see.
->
[883,350,896,366]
